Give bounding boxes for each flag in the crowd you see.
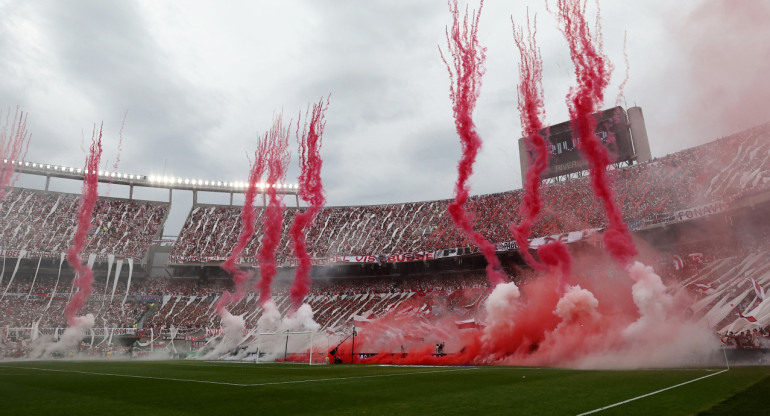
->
[695,283,715,295]
[738,312,759,323]
[455,319,477,329]
[673,254,684,270]
[749,278,766,301]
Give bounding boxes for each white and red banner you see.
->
[694,283,715,294]
[748,278,766,301]
[738,312,759,323]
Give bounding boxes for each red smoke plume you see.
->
[330,257,710,368]
[256,114,291,306]
[64,124,103,324]
[215,139,269,315]
[510,13,572,288]
[555,0,637,266]
[289,97,330,310]
[441,0,506,287]
[0,107,31,201]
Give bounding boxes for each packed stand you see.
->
[0,188,169,259]
[170,123,770,263]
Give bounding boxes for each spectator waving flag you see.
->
[738,312,759,323]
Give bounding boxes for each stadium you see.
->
[2,1,770,415]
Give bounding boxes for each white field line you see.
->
[0,365,252,386]
[576,369,729,416]
[0,365,475,387]
[246,367,475,387]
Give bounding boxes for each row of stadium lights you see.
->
[2,159,141,179]
[2,159,298,190]
[147,175,299,190]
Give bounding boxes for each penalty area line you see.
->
[576,369,729,415]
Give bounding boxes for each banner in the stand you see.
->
[325,252,436,265]
[135,295,163,303]
[168,229,601,265]
[0,249,138,262]
[673,200,727,223]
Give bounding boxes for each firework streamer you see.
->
[63,125,103,325]
[256,114,291,307]
[289,96,330,310]
[511,12,572,292]
[0,107,31,201]
[555,0,637,266]
[440,0,506,287]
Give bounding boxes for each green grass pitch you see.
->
[1,360,767,415]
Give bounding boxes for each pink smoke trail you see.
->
[440,0,506,287]
[256,114,291,306]
[0,107,31,201]
[289,96,330,310]
[215,140,270,315]
[615,31,630,107]
[510,13,571,291]
[555,0,637,266]
[64,124,103,324]
[112,111,127,172]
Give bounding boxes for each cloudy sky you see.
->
[2,0,768,234]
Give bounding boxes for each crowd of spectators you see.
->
[721,328,770,348]
[170,123,770,264]
[0,189,168,259]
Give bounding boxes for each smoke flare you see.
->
[555,0,637,266]
[441,0,506,286]
[64,125,103,325]
[289,96,329,310]
[0,107,31,201]
[256,114,291,306]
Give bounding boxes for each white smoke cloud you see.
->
[482,282,520,346]
[35,314,95,358]
[204,310,245,359]
[256,300,281,332]
[554,285,600,324]
[280,303,320,332]
[623,261,675,342]
[573,262,718,369]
